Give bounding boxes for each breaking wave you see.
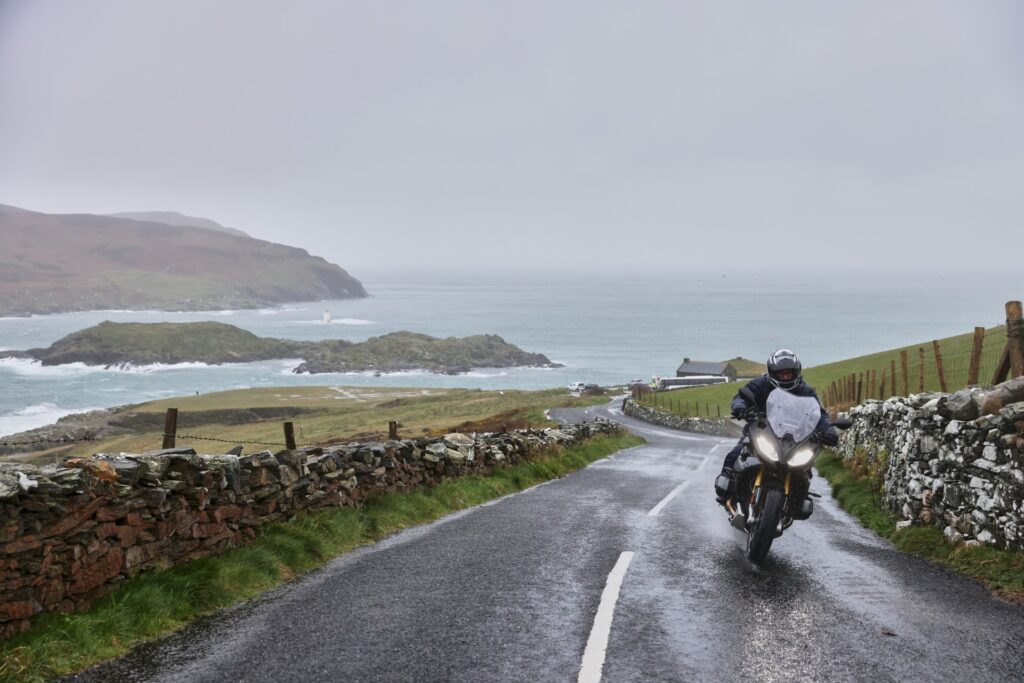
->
[0,402,102,438]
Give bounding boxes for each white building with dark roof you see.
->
[675,358,737,382]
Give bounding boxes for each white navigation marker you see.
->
[647,481,690,517]
[578,551,635,683]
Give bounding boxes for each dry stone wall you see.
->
[0,421,622,638]
[838,388,1024,551]
[623,398,742,438]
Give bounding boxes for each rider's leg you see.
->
[714,439,744,503]
[722,441,743,471]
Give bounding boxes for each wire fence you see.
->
[632,302,1024,418]
[0,411,368,457]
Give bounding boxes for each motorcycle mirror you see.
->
[833,417,854,430]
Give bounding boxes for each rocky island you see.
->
[0,204,367,316]
[10,321,561,375]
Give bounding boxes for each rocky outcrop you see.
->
[837,386,1024,551]
[0,421,622,638]
[293,331,562,375]
[623,399,742,438]
[11,323,559,376]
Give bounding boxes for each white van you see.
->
[568,382,586,393]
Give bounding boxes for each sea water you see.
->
[0,270,1015,436]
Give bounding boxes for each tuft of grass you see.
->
[0,432,642,683]
[815,450,1024,600]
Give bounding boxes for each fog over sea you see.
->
[0,270,1015,437]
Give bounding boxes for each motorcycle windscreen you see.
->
[765,390,820,442]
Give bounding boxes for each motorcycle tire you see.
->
[747,488,785,564]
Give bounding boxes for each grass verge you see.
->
[0,432,643,683]
[816,450,1024,601]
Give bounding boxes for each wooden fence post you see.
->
[967,326,985,385]
[880,369,887,398]
[1007,300,1024,379]
[890,359,897,397]
[388,420,398,440]
[900,351,909,395]
[856,374,863,404]
[283,421,296,450]
[932,340,948,392]
[162,408,178,449]
[918,347,925,393]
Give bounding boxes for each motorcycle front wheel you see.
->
[746,488,785,564]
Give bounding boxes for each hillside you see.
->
[642,325,1009,417]
[723,356,766,377]
[108,211,250,237]
[12,321,559,375]
[0,204,367,315]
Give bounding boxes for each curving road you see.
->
[70,398,1024,682]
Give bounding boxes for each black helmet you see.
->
[767,349,802,390]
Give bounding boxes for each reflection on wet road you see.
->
[73,398,1024,683]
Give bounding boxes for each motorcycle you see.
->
[716,388,852,563]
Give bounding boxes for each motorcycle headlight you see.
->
[753,433,779,462]
[788,445,815,468]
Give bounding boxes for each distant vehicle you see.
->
[656,375,730,391]
[626,378,646,387]
[568,382,586,393]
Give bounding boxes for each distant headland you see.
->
[0,204,367,316]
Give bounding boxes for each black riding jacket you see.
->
[729,375,838,446]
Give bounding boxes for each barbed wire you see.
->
[0,432,333,452]
[175,433,337,449]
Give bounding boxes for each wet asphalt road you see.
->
[70,398,1024,682]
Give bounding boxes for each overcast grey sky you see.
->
[1,1,1021,275]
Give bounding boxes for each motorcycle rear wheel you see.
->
[747,488,785,564]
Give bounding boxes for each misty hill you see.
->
[13,322,561,375]
[0,204,367,315]
[108,211,250,238]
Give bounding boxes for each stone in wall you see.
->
[838,386,1024,552]
[0,421,623,639]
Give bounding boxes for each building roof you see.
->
[676,360,733,376]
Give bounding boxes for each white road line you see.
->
[578,551,634,683]
[626,425,705,441]
[697,456,710,471]
[647,481,690,516]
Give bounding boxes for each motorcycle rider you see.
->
[714,349,838,505]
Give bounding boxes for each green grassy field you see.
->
[0,432,642,683]
[639,324,1008,417]
[15,387,609,465]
